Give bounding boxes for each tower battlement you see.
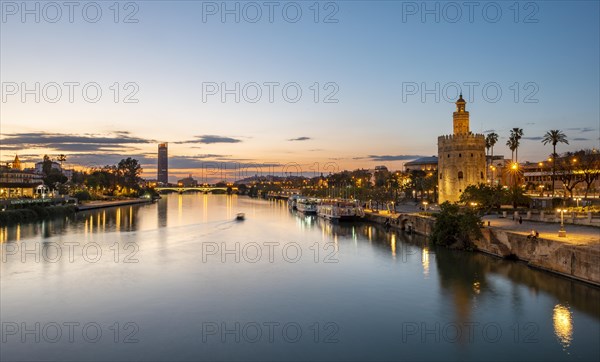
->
[437,96,486,203]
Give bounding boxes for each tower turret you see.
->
[453,94,470,135]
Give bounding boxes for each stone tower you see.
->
[12,155,22,170]
[437,95,486,203]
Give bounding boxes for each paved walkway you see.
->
[482,215,600,247]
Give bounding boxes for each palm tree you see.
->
[506,137,517,161]
[542,130,569,196]
[509,128,524,163]
[485,132,499,183]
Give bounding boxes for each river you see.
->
[1,194,599,361]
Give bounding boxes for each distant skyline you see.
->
[1,1,599,181]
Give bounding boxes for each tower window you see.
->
[447,154,450,158]
[471,153,473,157]
[440,173,443,179]
[459,153,462,157]
[458,171,464,179]
[480,172,484,179]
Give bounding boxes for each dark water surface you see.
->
[1,194,599,361]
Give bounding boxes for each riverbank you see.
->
[363,210,600,286]
[76,198,153,211]
[0,204,78,225]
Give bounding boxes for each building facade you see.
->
[404,156,438,172]
[157,143,169,184]
[437,95,486,203]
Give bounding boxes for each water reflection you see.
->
[553,304,573,349]
[0,195,598,361]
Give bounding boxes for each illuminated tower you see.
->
[437,95,486,203]
[12,155,22,170]
[157,143,168,184]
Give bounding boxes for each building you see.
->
[35,160,62,174]
[405,156,438,172]
[177,174,198,187]
[0,165,44,198]
[11,155,22,170]
[437,95,486,203]
[157,143,169,184]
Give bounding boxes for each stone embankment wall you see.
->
[363,212,600,286]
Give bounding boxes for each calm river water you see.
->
[1,194,599,361]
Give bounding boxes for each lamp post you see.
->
[557,208,567,237]
[574,197,582,208]
[423,201,428,211]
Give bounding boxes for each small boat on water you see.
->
[236,213,245,221]
[287,195,300,210]
[296,198,319,214]
[317,199,364,221]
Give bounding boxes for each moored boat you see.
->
[296,198,319,214]
[287,194,300,210]
[317,199,364,221]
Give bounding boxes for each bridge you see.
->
[155,186,238,194]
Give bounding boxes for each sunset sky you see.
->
[1,1,599,182]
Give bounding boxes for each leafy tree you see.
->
[430,202,482,249]
[117,158,143,191]
[577,149,600,198]
[542,130,569,196]
[509,128,524,163]
[503,185,531,209]
[459,183,504,213]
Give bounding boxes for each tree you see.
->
[503,185,531,209]
[430,202,482,249]
[459,183,504,214]
[117,158,143,191]
[542,130,569,196]
[577,149,600,199]
[485,132,499,183]
[556,153,582,199]
[506,137,517,162]
[41,155,53,176]
[57,154,67,167]
[509,128,524,163]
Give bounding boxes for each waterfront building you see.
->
[157,143,169,184]
[0,165,44,198]
[404,156,438,172]
[437,95,486,203]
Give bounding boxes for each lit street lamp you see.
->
[574,197,582,208]
[422,201,428,211]
[557,208,567,237]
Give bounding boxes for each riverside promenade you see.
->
[77,198,152,211]
[363,205,600,285]
[482,215,600,247]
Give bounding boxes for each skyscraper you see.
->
[157,143,168,184]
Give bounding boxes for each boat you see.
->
[296,198,318,214]
[287,194,300,210]
[317,199,364,221]
[235,213,245,221]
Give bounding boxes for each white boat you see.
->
[296,198,318,214]
[317,199,364,221]
[287,194,300,210]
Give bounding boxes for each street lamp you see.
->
[574,197,582,207]
[557,208,567,237]
[423,201,428,211]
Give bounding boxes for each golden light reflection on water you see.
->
[391,233,396,259]
[422,247,429,277]
[553,304,573,349]
[0,227,7,243]
[472,281,480,295]
[116,208,121,231]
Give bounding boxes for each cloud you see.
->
[522,137,543,141]
[483,129,496,133]
[566,127,596,133]
[572,137,590,141]
[175,135,242,144]
[0,131,155,153]
[367,155,425,161]
[288,137,311,141]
